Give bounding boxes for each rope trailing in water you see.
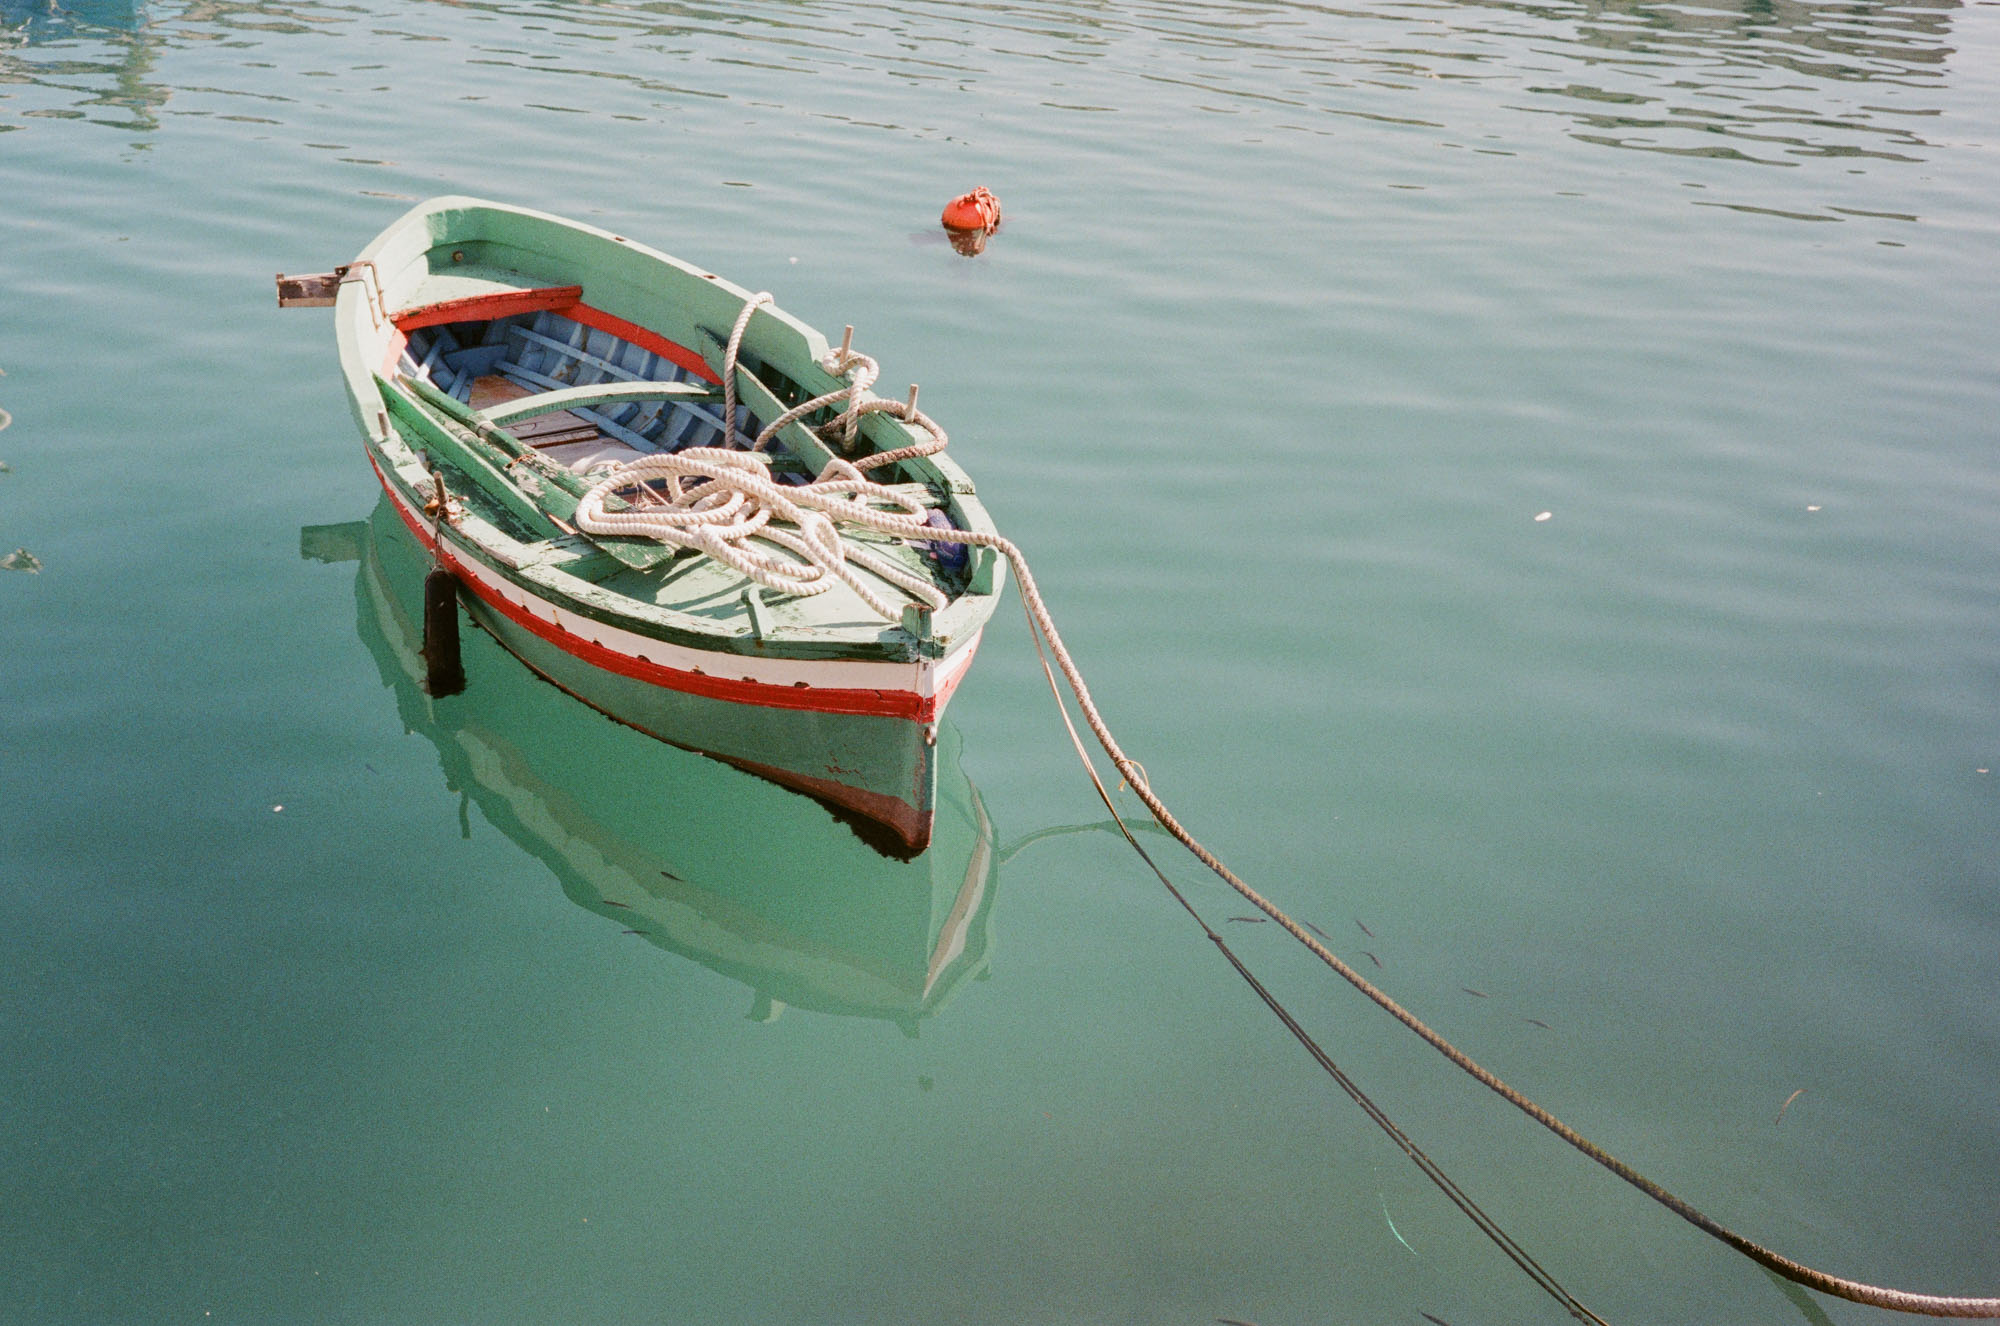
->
[1028,611,1610,1324]
[582,296,2000,1316]
[997,532,2000,1319]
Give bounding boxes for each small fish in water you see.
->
[601,900,632,909]
[660,869,684,882]
[1462,987,1488,999]
[1227,915,1268,924]
[1361,950,1382,968]
[1421,1313,1454,1326]
[1356,918,1375,938]
[1380,1192,1416,1255]
[621,928,650,936]
[1776,1088,1806,1124]
[1303,919,1332,941]
[1217,1319,1259,1326]
[1525,1017,1552,1030]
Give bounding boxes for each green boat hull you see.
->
[310,196,1005,851]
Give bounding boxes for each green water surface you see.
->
[2,2,1996,1322]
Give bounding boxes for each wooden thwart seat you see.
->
[466,374,729,477]
[467,376,597,447]
[480,378,722,427]
[401,307,748,486]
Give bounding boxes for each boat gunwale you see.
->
[371,453,982,723]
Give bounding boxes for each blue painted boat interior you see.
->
[400,310,755,457]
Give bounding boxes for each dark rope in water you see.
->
[1005,567,2000,1320]
[1028,623,1610,1325]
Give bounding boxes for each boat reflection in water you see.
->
[303,499,998,1032]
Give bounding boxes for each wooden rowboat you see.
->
[281,196,1004,852]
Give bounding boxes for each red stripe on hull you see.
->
[375,462,955,723]
[391,285,585,331]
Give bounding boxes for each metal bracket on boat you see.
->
[741,587,773,641]
[423,466,463,530]
[341,261,390,328]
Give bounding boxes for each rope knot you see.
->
[574,446,976,623]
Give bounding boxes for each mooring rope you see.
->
[584,302,2000,1317]
[1028,612,1610,1325]
[718,291,772,450]
[992,529,2000,1319]
[720,291,949,472]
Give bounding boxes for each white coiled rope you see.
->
[575,294,955,620]
[573,448,950,621]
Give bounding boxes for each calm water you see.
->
[3,1,1997,1322]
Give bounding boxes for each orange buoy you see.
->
[940,186,1002,235]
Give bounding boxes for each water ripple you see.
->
[0,0,1967,177]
